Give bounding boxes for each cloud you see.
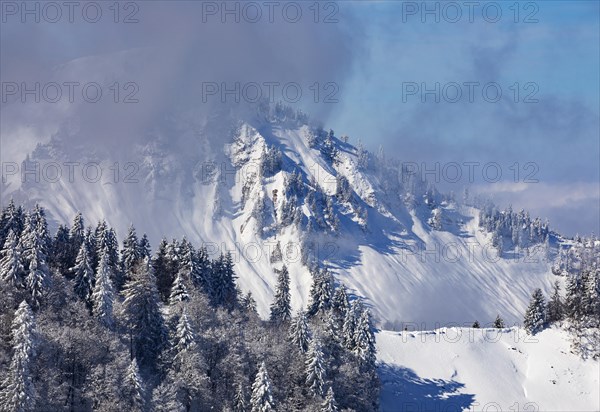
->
[1,1,364,156]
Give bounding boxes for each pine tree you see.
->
[356,139,369,170]
[124,358,146,412]
[93,221,120,285]
[289,309,310,353]
[270,265,291,324]
[547,281,564,324]
[152,238,173,303]
[565,273,584,322]
[121,224,141,282]
[173,308,196,359]
[250,362,275,412]
[68,212,85,269]
[305,338,326,397]
[0,230,25,287]
[321,129,338,163]
[93,220,109,270]
[192,246,212,295]
[524,288,546,334]
[233,383,248,412]
[342,300,360,350]
[307,268,333,316]
[583,269,600,327]
[321,387,338,412]
[104,228,123,290]
[122,258,168,368]
[29,204,50,256]
[241,291,258,315]
[493,315,505,329]
[472,320,480,328]
[211,252,237,308]
[0,200,25,245]
[92,247,115,328]
[332,285,350,316]
[19,212,51,306]
[354,308,376,365]
[50,224,71,273]
[0,301,37,411]
[71,242,95,303]
[169,269,190,305]
[24,238,50,309]
[139,234,151,259]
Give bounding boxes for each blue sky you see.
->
[327,1,599,236]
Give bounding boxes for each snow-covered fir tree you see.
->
[173,308,196,358]
[152,238,173,303]
[289,309,311,353]
[305,338,326,397]
[92,247,115,328]
[233,382,248,412]
[356,139,369,170]
[524,288,547,334]
[192,246,212,295]
[260,144,283,177]
[24,245,50,309]
[250,362,275,412]
[242,291,258,314]
[565,273,584,322]
[321,129,338,163]
[139,234,151,259]
[29,204,51,256]
[20,213,51,307]
[50,225,71,274]
[0,301,37,411]
[0,230,25,287]
[71,242,95,303]
[353,308,376,365]
[342,300,360,350]
[169,269,190,305]
[331,285,350,322]
[269,241,283,263]
[210,252,237,308]
[123,358,146,412]
[270,265,291,324]
[0,200,24,246]
[308,268,333,316]
[68,212,85,267]
[121,224,142,282]
[122,258,168,368]
[321,387,338,412]
[493,315,505,329]
[547,281,564,324]
[583,269,600,325]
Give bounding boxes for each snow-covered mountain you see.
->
[1,101,561,330]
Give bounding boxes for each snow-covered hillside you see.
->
[377,327,600,411]
[1,107,561,329]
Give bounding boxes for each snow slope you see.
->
[377,327,600,411]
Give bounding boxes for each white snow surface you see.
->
[376,326,600,412]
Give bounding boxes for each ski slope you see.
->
[377,327,600,411]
